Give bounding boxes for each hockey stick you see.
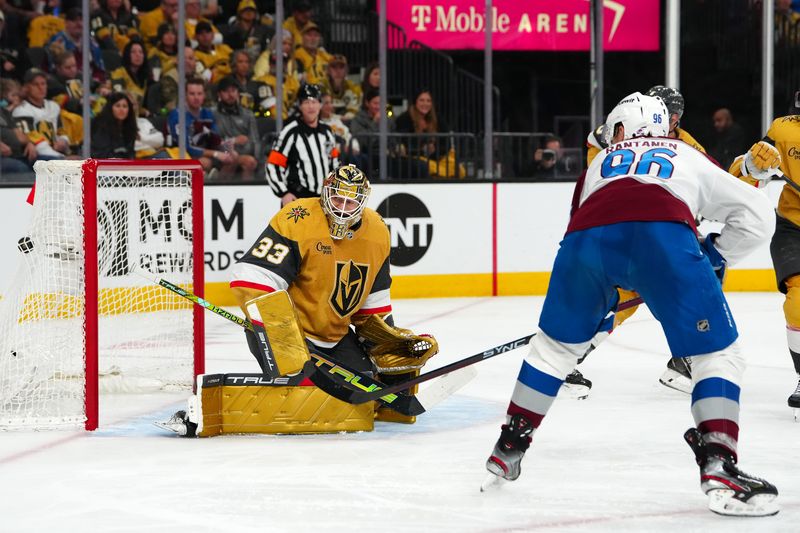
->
[330,295,645,406]
[135,270,425,416]
[134,268,279,378]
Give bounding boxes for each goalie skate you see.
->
[154,410,197,437]
[684,428,779,517]
[659,357,692,394]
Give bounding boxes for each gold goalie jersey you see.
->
[230,198,392,346]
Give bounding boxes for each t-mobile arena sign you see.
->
[386,0,659,51]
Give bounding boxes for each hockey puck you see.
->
[18,237,34,254]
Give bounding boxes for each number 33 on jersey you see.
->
[229,198,393,346]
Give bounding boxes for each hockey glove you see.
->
[700,233,727,285]
[741,141,782,186]
[356,315,439,375]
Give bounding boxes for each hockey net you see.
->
[0,160,205,430]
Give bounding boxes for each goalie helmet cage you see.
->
[0,160,205,431]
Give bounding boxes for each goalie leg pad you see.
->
[374,370,419,424]
[246,290,310,376]
[194,373,375,436]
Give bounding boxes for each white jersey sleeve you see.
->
[580,139,773,266]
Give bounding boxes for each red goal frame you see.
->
[82,160,205,430]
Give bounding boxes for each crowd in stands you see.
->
[1,0,456,183]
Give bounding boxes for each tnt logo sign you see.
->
[376,193,433,267]
[411,5,432,31]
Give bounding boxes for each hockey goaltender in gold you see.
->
[158,165,439,436]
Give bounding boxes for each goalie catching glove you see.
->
[356,315,438,374]
[733,141,782,188]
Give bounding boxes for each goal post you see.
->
[0,159,205,431]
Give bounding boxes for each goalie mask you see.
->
[321,165,371,239]
[602,92,669,146]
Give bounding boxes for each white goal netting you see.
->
[0,160,201,429]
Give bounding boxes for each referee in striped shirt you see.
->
[266,84,340,205]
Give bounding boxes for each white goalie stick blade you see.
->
[415,366,478,412]
[707,489,780,517]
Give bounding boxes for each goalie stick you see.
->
[324,295,645,406]
[135,270,428,416]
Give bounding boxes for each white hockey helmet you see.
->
[602,92,670,146]
[321,164,371,239]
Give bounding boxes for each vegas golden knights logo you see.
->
[330,260,369,317]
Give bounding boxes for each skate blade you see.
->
[480,472,506,492]
[794,407,799,422]
[559,382,590,400]
[707,489,780,517]
[658,369,692,394]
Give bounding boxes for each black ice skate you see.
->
[154,410,197,437]
[658,357,692,394]
[560,369,592,400]
[684,428,779,516]
[789,375,800,421]
[481,414,533,491]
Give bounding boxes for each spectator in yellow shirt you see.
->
[193,21,232,83]
[283,0,313,49]
[294,22,331,85]
[138,0,179,47]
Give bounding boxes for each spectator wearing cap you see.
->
[283,0,313,49]
[253,28,298,79]
[90,0,141,54]
[147,23,179,79]
[12,68,71,160]
[266,83,339,204]
[213,76,259,180]
[321,54,361,122]
[194,21,233,83]
[46,8,107,83]
[294,22,331,85]
[222,0,271,58]
[139,0,180,47]
[0,8,25,81]
[167,77,228,174]
[184,0,223,45]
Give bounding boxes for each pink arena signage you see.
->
[385,0,660,51]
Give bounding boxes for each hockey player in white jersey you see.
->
[482,93,779,516]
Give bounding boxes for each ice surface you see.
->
[1,294,798,532]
